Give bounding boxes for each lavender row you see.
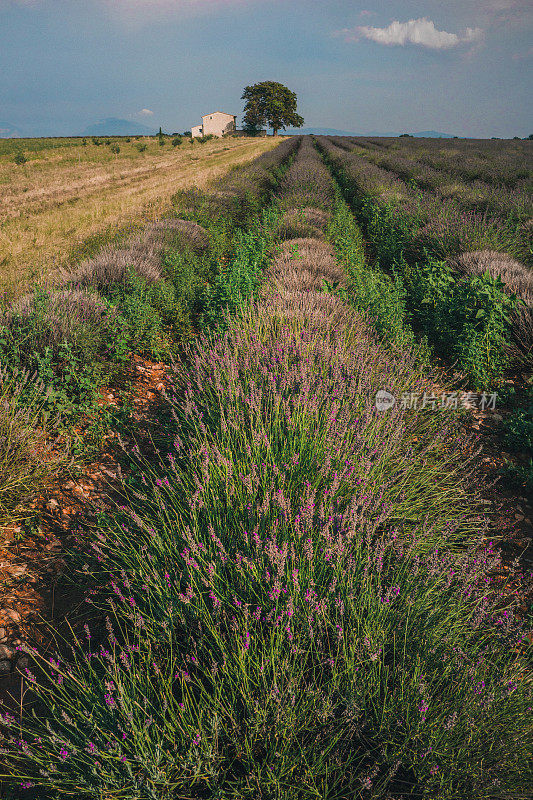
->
[339,139,532,224]
[317,136,532,281]
[343,135,533,190]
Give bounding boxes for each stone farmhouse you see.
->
[191,111,237,138]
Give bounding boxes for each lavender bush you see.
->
[63,229,169,289]
[5,287,118,359]
[2,300,530,798]
[276,138,336,212]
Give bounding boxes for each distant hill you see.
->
[0,122,26,138]
[80,118,157,136]
[282,127,454,138]
[362,130,454,138]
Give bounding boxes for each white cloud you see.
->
[342,17,484,50]
[138,108,154,116]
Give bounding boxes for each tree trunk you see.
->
[273,129,278,136]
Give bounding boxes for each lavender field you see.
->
[0,136,531,799]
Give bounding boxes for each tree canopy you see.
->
[241,81,304,136]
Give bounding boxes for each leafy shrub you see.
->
[110,144,120,155]
[201,206,279,327]
[0,287,129,414]
[405,259,518,387]
[13,150,26,165]
[92,137,100,146]
[171,136,182,147]
[447,250,533,358]
[447,250,533,305]
[106,273,173,358]
[162,246,210,322]
[504,402,533,453]
[136,143,147,153]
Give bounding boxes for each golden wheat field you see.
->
[0,135,278,296]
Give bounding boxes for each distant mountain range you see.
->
[283,127,455,138]
[0,120,466,140]
[80,118,157,136]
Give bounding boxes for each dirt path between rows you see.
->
[0,355,171,710]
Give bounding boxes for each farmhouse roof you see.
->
[202,111,237,117]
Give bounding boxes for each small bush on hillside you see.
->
[136,143,147,153]
[92,137,101,146]
[13,150,26,165]
[110,144,120,155]
[81,138,87,146]
[172,136,182,147]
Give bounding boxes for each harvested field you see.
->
[0,136,278,295]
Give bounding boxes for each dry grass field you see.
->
[0,135,278,296]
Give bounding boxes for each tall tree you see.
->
[241,81,304,136]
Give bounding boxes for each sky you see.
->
[0,0,532,138]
